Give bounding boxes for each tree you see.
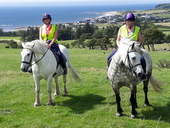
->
[17,27,39,42]
[164,35,170,50]
[142,28,165,51]
[92,29,103,39]
[97,37,112,50]
[102,25,119,38]
[75,26,83,39]
[0,28,4,36]
[26,27,39,41]
[86,38,97,49]
[18,30,27,42]
[71,35,85,48]
[58,26,73,40]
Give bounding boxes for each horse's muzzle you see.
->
[21,67,28,72]
[137,72,143,77]
[20,63,29,72]
[133,70,144,78]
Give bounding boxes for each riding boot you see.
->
[58,53,67,75]
[107,59,111,67]
[62,61,67,75]
[106,59,111,79]
[141,56,147,81]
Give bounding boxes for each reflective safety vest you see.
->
[41,24,58,43]
[119,25,140,41]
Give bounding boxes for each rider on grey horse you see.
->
[107,12,146,81]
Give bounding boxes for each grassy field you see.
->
[0,43,170,128]
[0,37,20,40]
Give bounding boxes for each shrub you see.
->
[156,59,170,68]
[8,40,18,49]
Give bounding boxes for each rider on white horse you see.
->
[107,12,146,81]
[28,14,67,74]
[39,13,67,75]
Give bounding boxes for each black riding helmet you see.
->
[42,13,52,23]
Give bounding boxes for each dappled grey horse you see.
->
[107,38,162,118]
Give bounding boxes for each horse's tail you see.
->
[68,62,81,82]
[149,75,163,93]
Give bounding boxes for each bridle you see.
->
[125,45,142,72]
[21,48,34,66]
[21,45,49,67]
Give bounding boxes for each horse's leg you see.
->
[53,76,60,96]
[130,85,138,118]
[133,86,138,108]
[63,74,67,96]
[33,76,41,107]
[47,76,54,105]
[143,79,151,106]
[113,87,123,116]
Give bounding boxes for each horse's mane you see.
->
[119,38,143,55]
[25,40,47,54]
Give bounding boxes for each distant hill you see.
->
[155,3,170,9]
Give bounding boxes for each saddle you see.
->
[50,48,67,65]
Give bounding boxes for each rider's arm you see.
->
[116,29,121,47]
[39,27,43,40]
[138,31,142,44]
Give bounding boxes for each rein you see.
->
[21,47,49,66]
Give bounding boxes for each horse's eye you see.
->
[132,57,136,60]
[27,53,30,56]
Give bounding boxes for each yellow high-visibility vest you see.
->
[41,24,58,43]
[119,25,140,41]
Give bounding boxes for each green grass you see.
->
[1,43,170,128]
[0,37,20,40]
[157,27,170,35]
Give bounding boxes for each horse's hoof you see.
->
[131,114,137,118]
[34,103,41,107]
[54,93,60,96]
[62,93,68,96]
[144,103,151,107]
[47,102,55,106]
[116,112,122,117]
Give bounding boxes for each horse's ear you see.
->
[131,43,135,50]
[22,42,25,48]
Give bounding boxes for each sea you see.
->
[0,4,158,32]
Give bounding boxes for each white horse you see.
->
[20,40,80,107]
[107,38,162,118]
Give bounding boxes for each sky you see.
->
[0,0,169,6]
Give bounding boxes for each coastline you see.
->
[6,11,121,32]
[0,4,158,32]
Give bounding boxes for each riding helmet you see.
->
[125,13,135,21]
[42,13,52,21]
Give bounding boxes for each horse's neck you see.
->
[116,45,128,62]
[33,50,56,66]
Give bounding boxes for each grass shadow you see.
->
[59,94,106,114]
[141,102,170,122]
